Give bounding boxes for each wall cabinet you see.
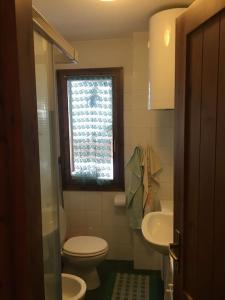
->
[149,8,185,109]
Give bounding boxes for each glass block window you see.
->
[57,68,124,191]
[67,76,113,181]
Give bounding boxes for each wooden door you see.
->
[0,1,44,299]
[174,1,225,299]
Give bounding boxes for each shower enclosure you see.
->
[32,9,78,299]
[34,31,62,300]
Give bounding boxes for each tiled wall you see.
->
[34,32,61,299]
[127,33,174,269]
[61,38,134,260]
[58,33,174,265]
[64,191,133,260]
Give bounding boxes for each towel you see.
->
[141,145,161,213]
[125,147,144,229]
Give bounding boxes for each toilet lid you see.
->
[63,236,108,256]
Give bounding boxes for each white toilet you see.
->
[59,206,109,290]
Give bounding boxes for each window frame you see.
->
[57,67,124,191]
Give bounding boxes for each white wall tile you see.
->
[83,192,102,212]
[150,110,174,128]
[115,245,133,260]
[124,144,136,165]
[63,191,85,211]
[129,108,151,127]
[86,210,102,228]
[124,109,134,127]
[160,200,174,213]
[153,145,174,166]
[101,192,117,211]
[59,37,134,261]
[66,226,88,238]
[66,210,86,228]
[157,182,174,202]
[150,126,174,148]
[106,245,117,260]
[132,71,148,91]
[102,226,132,246]
[133,230,162,270]
[102,207,129,228]
[156,166,174,184]
[124,126,151,147]
[132,91,149,109]
[59,33,174,265]
[86,226,103,237]
[124,92,133,110]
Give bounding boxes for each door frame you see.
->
[174,0,225,299]
[0,1,44,299]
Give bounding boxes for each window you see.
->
[57,68,124,191]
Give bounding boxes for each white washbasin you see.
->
[141,211,173,254]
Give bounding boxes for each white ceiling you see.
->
[33,0,194,41]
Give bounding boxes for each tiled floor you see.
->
[85,260,164,300]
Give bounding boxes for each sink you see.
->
[141,211,173,255]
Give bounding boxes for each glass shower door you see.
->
[34,31,62,300]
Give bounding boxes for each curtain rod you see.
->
[32,7,78,63]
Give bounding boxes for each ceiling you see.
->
[33,0,194,41]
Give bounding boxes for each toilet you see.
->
[59,206,109,290]
[62,273,86,300]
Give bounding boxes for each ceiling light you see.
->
[100,0,116,2]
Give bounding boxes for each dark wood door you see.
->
[0,1,44,299]
[174,1,225,299]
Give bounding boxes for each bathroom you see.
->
[1,1,225,300]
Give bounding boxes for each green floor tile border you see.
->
[101,272,117,300]
[149,272,164,300]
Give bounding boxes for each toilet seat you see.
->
[63,248,107,258]
[63,236,108,257]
